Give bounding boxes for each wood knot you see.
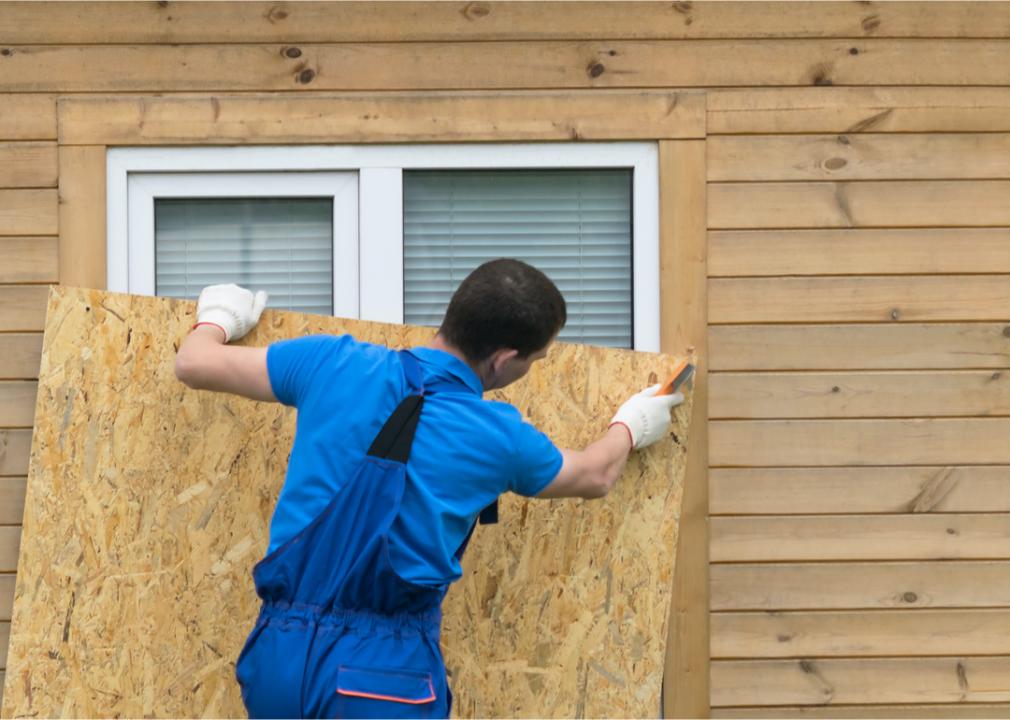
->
[297,68,315,84]
[946,527,958,535]
[0,48,10,57]
[849,47,860,55]
[992,371,1002,381]
[823,157,847,171]
[157,0,168,7]
[831,386,840,393]
[813,73,833,86]
[588,62,605,78]
[902,591,918,603]
[284,46,302,59]
[266,5,289,22]
[1003,326,1010,337]
[861,14,881,33]
[837,135,850,145]
[462,2,491,20]
[672,1,693,14]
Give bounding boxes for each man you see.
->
[175,259,683,719]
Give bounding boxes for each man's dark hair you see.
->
[439,259,567,363]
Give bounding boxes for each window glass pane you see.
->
[155,198,333,314]
[403,169,633,348]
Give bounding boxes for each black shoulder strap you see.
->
[366,394,424,463]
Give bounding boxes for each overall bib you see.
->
[236,351,476,718]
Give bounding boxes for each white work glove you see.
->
[610,384,685,450]
[195,284,268,343]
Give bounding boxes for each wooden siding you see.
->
[1,2,1009,716]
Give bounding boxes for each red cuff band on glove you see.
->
[192,322,227,339]
[609,421,635,451]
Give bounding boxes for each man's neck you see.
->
[427,334,488,389]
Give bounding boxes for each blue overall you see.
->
[236,351,475,718]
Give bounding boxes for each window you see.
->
[107,145,659,350]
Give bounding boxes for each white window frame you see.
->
[107,143,660,351]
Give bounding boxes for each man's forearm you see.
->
[175,326,275,402]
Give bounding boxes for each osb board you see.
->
[2,287,690,718]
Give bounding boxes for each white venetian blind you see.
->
[154,198,333,314]
[403,170,633,348]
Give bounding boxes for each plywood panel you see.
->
[5,2,1010,42]
[0,237,58,284]
[0,143,58,189]
[709,229,1010,276]
[0,430,31,476]
[709,134,1010,181]
[711,514,1010,562]
[709,87,1010,135]
[711,561,1010,611]
[711,370,1010,419]
[5,41,1010,93]
[0,382,37,426]
[714,703,1010,718]
[711,656,1010,707]
[709,181,1010,229]
[709,323,1010,371]
[57,91,706,145]
[0,478,26,525]
[712,609,1010,658]
[0,334,43,379]
[710,466,1010,515]
[1,287,691,718]
[710,418,1010,466]
[710,276,1010,324]
[0,95,56,140]
[0,287,48,332]
[0,190,58,236]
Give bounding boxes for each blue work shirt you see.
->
[265,334,563,585]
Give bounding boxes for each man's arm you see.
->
[174,283,275,402]
[175,325,275,402]
[536,384,684,500]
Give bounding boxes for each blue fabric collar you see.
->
[408,347,484,396]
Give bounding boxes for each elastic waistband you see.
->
[259,600,442,636]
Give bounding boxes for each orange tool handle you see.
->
[657,360,695,396]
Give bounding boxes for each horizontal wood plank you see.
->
[711,561,1010,611]
[711,514,1010,562]
[709,180,1010,229]
[0,237,58,283]
[711,418,1010,466]
[712,609,1010,658]
[0,574,14,620]
[0,382,36,427]
[0,286,48,332]
[0,430,31,477]
[0,95,56,140]
[709,229,1010,276]
[710,134,1010,182]
[0,334,43,379]
[712,656,1010,706]
[710,276,1010,324]
[714,703,1010,718]
[710,371,1010,419]
[709,87,1010,135]
[709,323,1010,371]
[0,527,20,573]
[5,2,1010,42]
[58,91,705,145]
[0,478,25,526]
[5,41,1010,92]
[710,467,1010,515]
[0,143,58,189]
[0,190,58,236]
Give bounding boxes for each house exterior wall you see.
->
[1,2,1009,716]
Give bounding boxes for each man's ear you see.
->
[490,348,519,374]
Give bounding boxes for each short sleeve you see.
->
[267,334,355,408]
[509,419,564,497]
